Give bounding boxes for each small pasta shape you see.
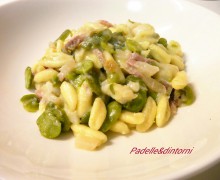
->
[74,48,86,62]
[60,81,77,111]
[84,51,102,69]
[167,40,183,57]
[101,82,137,104]
[150,44,171,64]
[32,63,45,74]
[119,111,145,124]
[136,96,157,132]
[71,124,107,150]
[156,95,169,127]
[110,121,130,134]
[34,69,58,83]
[171,71,188,90]
[40,60,67,68]
[89,97,107,130]
[171,55,185,70]
[76,81,93,117]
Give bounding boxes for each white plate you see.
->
[1,0,220,179]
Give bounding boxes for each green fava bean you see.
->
[181,85,195,105]
[99,29,112,42]
[158,38,168,47]
[86,73,102,96]
[184,86,195,105]
[100,41,114,54]
[123,90,147,112]
[51,76,61,87]
[75,60,94,74]
[37,112,62,139]
[20,94,39,112]
[126,75,147,91]
[109,32,125,49]
[101,101,122,132]
[45,102,71,132]
[80,111,90,124]
[25,67,33,89]
[66,73,86,88]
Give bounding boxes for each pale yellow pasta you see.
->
[167,40,183,57]
[171,71,188,90]
[71,124,107,150]
[74,48,86,62]
[76,81,93,117]
[40,60,67,68]
[74,135,103,151]
[149,44,171,64]
[141,49,150,57]
[120,111,145,124]
[132,24,155,42]
[85,50,102,69]
[139,41,150,50]
[136,96,157,132]
[34,69,58,83]
[114,24,132,36]
[56,40,64,52]
[89,97,107,130]
[170,55,185,70]
[60,81,77,111]
[32,63,45,74]
[110,121,130,135]
[101,82,137,104]
[156,95,169,127]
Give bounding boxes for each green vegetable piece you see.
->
[158,38,168,47]
[126,75,147,91]
[37,112,62,139]
[45,102,71,132]
[181,85,195,105]
[125,39,142,52]
[86,73,102,96]
[148,90,158,100]
[101,101,122,132]
[25,67,33,89]
[73,75,87,88]
[80,37,93,50]
[51,76,61,87]
[100,41,114,54]
[173,85,195,106]
[90,34,101,46]
[66,73,86,88]
[107,73,121,83]
[109,32,125,49]
[56,29,72,42]
[123,90,147,112]
[37,102,71,138]
[75,60,94,74]
[20,94,39,112]
[80,111,91,124]
[99,29,112,42]
[65,71,78,83]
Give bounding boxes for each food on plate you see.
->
[20,20,195,150]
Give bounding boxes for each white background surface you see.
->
[187,1,220,180]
